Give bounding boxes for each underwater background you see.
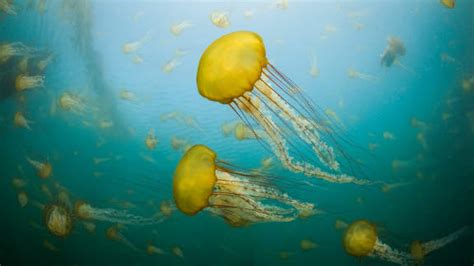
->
[0,0,473,265]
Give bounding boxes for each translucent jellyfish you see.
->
[147,242,165,255]
[43,203,74,238]
[209,11,230,28]
[122,31,151,54]
[416,132,428,150]
[162,57,181,73]
[27,157,52,179]
[243,9,255,19]
[343,220,410,265]
[106,225,139,251]
[58,91,92,115]
[119,89,137,101]
[196,31,371,185]
[275,0,288,10]
[43,239,59,252]
[410,227,468,263]
[368,143,379,151]
[145,128,158,150]
[347,68,378,81]
[410,117,429,131]
[309,54,320,78]
[82,221,96,234]
[37,54,54,72]
[14,112,32,130]
[279,251,295,260]
[300,239,318,251]
[15,74,45,91]
[440,53,456,64]
[12,177,27,189]
[381,181,413,193]
[335,219,348,230]
[18,57,29,73]
[383,131,396,141]
[160,111,202,130]
[440,0,455,9]
[159,200,174,217]
[221,121,237,136]
[234,122,257,141]
[0,42,37,64]
[461,76,474,93]
[170,21,192,36]
[0,0,17,15]
[173,145,315,227]
[93,157,113,165]
[380,37,406,68]
[131,54,143,64]
[17,191,28,207]
[172,246,184,259]
[171,136,191,153]
[74,201,163,225]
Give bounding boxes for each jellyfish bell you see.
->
[15,74,44,91]
[173,144,315,226]
[43,203,74,238]
[26,157,52,179]
[197,31,371,185]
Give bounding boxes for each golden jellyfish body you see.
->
[43,204,74,238]
[196,31,369,185]
[173,144,314,226]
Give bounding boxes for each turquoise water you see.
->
[0,0,473,265]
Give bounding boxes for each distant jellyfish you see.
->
[0,0,17,15]
[145,128,158,150]
[37,54,54,72]
[106,225,139,251]
[309,54,320,78]
[0,42,37,64]
[196,31,371,185]
[14,112,33,130]
[74,201,163,225]
[159,200,175,217]
[172,246,184,259]
[300,239,318,251]
[147,242,165,255]
[380,37,406,68]
[26,157,52,179]
[119,89,137,102]
[43,203,74,238]
[162,57,181,73]
[343,220,410,265]
[440,0,455,9]
[234,122,257,141]
[122,31,151,54]
[170,21,192,36]
[173,145,315,227]
[410,227,468,264]
[209,11,230,28]
[58,91,93,115]
[15,74,45,92]
[17,191,28,207]
[347,68,378,81]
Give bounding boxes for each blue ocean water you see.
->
[0,0,473,265]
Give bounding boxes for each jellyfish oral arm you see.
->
[371,239,410,265]
[422,227,469,255]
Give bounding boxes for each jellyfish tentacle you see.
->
[371,239,410,265]
[422,227,468,255]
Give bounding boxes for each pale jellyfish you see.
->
[383,131,395,141]
[368,143,379,151]
[147,242,165,255]
[140,153,157,165]
[12,177,27,189]
[162,58,181,73]
[17,191,28,207]
[159,200,175,217]
[234,121,257,141]
[106,225,139,252]
[324,108,345,130]
[170,21,192,36]
[145,128,158,150]
[352,22,365,31]
[43,240,59,252]
[82,221,96,234]
[75,201,164,225]
[170,136,190,152]
[441,112,452,121]
[380,37,406,68]
[335,219,348,230]
[279,251,295,260]
[98,120,114,129]
[44,203,74,238]
[347,68,378,81]
[27,157,52,179]
[41,184,53,199]
[0,0,17,15]
[93,157,113,165]
[410,227,468,263]
[0,42,37,64]
[343,220,410,265]
[243,9,255,18]
[119,89,137,102]
[259,156,274,171]
[416,132,428,150]
[122,31,152,54]
[14,112,33,130]
[440,53,456,64]
[17,57,29,73]
[325,24,338,34]
[275,0,288,10]
[381,181,413,193]
[37,54,54,72]
[15,74,44,91]
[411,117,429,131]
[461,76,474,93]
[309,54,320,78]
[58,91,93,115]
[172,246,184,259]
[221,121,237,136]
[391,159,414,171]
[209,11,230,28]
[300,239,318,251]
[131,54,143,64]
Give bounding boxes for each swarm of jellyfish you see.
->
[173,145,315,227]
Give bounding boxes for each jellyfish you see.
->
[43,203,74,238]
[440,0,455,9]
[37,54,54,72]
[383,131,396,141]
[82,221,96,234]
[411,227,468,263]
[43,239,59,252]
[15,74,45,91]
[0,42,37,64]
[462,76,474,93]
[93,157,113,165]
[279,251,295,260]
[159,200,174,217]
[309,54,320,78]
[106,225,139,251]
[58,91,93,115]
[335,219,348,230]
[347,68,378,81]
[119,89,137,101]
[275,0,288,10]
[122,31,151,54]
[416,132,428,150]
[172,246,184,259]
[14,112,32,130]
[243,9,255,19]
[18,57,29,73]
[209,11,230,28]
[173,145,315,227]
[0,0,17,15]
[343,220,410,265]
[221,121,237,136]
[145,128,158,150]
[234,121,257,141]
[74,201,163,225]
[410,117,429,131]
[381,181,413,193]
[17,191,28,207]
[162,57,181,73]
[196,31,371,185]
[300,239,318,251]
[131,54,143,64]
[381,37,406,68]
[12,177,27,189]
[171,136,191,153]
[147,242,165,255]
[27,157,52,179]
[170,21,192,36]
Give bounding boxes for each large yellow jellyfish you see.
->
[74,201,164,225]
[43,203,74,238]
[410,227,468,264]
[197,31,369,185]
[173,144,314,227]
[343,220,410,265]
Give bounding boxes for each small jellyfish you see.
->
[43,239,59,252]
[93,157,112,165]
[275,0,288,10]
[380,37,406,68]
[122,31,151,54]
[159,200,174,217]
[58,91,92,115]
[15,74,45,92]
[37,54,54,72]
[300,239,318,251]
[12,177,27,189]
[368,143,379,151]
[14,112,33,130]
[170,136,191,152]
[145,128,158,150]
[259,156,274,171]
[162,57,181,73]
[383,131,395,141]
[75,201,163,225]
[440,0,455,9]
[170,21,192,36]
[410,117,429,131]
[309,54,320,78]
[234,122,257,141]
[440,53,456,64]
[106,225,139,252]
[347,68,378,81]
[147,242,165,255]
[335,219,348,230]
[172,246,184,259]
[343,220,410,265]
[17,57,29,73]
[416,132,428,150]
[173,145,315,227]
[0,42,37,64]
[82,221,96,234]
[0,0,17,15]
[461,76,474,93]
[381,181,412,193]
[221,121,237,136]
[119,89,137,101]
[410,227,468,263]
[43,203,74,238]
[243,9,255,19]
[131,54,143,64]
[27,157,52,179]
[209,11,230,28]
[17,191,28,207]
